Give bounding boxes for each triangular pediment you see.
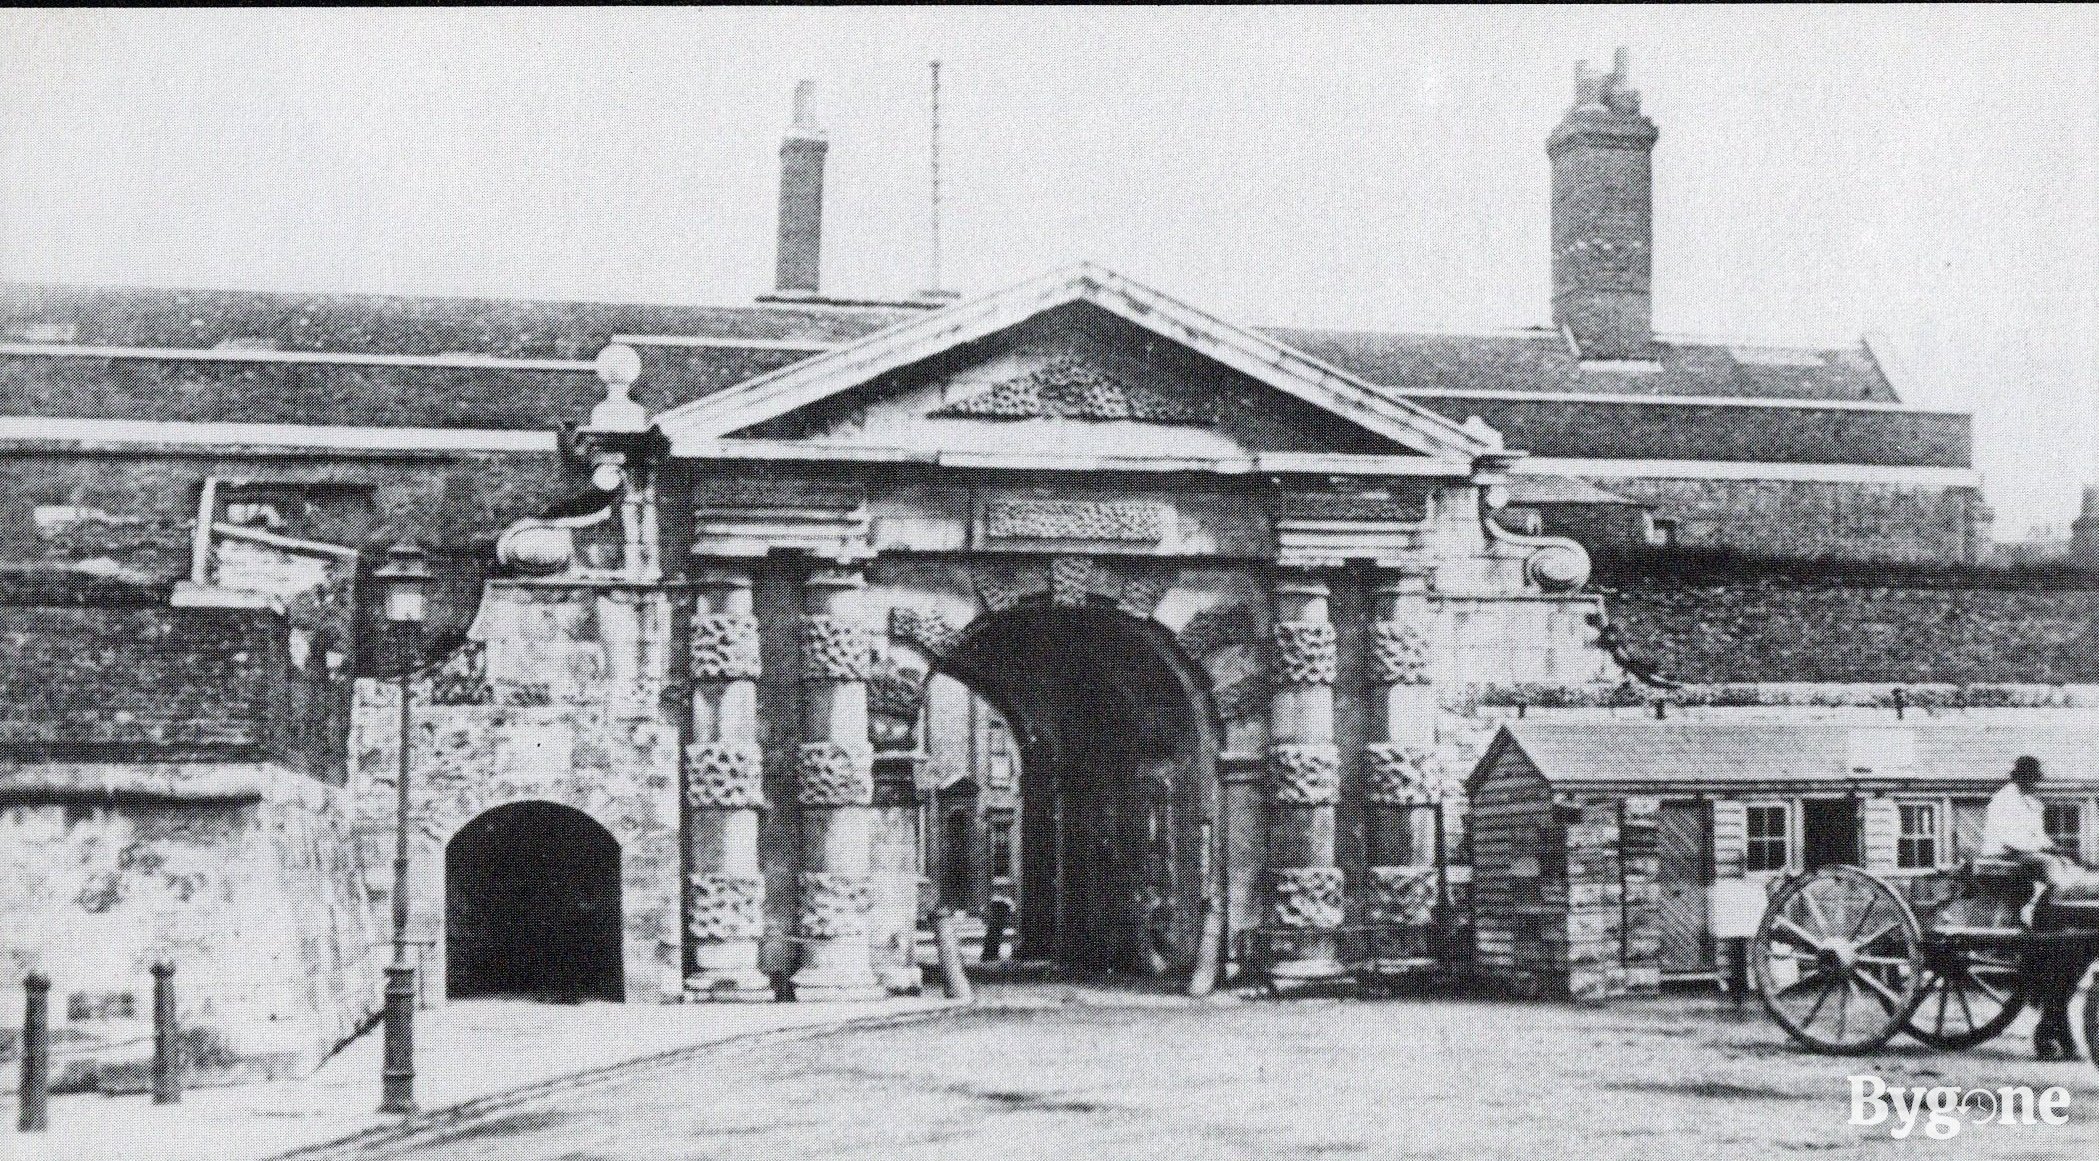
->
[655,264,1495,465]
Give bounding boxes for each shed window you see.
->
[2044,802,2084,858]
[1745,804,1789,872]
[1896,802,1939,870]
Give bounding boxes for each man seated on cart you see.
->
[1981,755,2099,1059]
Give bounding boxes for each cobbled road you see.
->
[341,985,2098,1160]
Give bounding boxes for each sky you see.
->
[2,7,2094,536]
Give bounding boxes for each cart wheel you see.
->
[1904,943,2026,1048]
[1752,866,1923,1054]
[2071,955,2099,1071]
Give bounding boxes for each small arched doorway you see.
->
[445,801,624,1001]
[938,602,1216,974]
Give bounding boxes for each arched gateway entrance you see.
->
[938,603,1217,973]
[445,802,624,1001]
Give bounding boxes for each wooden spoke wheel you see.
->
[1752,866,1924,1054]
[1903,941,2027,1048]
[2071,955,2099,1072]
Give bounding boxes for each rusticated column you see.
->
[1362,571,1443,935]
[1266,571,1345,982]
[685,569,772,1001]
[790,566,884,1000]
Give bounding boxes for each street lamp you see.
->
[374,542,430,1115]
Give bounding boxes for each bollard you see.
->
[379,964,417,1114]
[152,961,181,1104]
[1187,895,1224,998]
[933,912,974,1003]
[19,972,49,1132]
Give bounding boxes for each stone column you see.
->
[791,566,884,1000]
[684,569,772,1001]
[1363,572,1443,936]
[1266,571,1345,982]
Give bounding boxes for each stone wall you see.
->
[0,766,383,1088]
[349,581,684,1004]
[1598,560,2099,684]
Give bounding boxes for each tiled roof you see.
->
[1407,395,1968,467]
[1,285,1949,469]
[0,354,601,429]
[1259,327,1900,403]
[1506,476,1642,506]
[0,284,913,359]
[1486,716,2099,792]
[1598,557,2099,685]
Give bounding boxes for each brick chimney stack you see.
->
[774,81,827,297]
[2070,486,2099,569]
[1548,49,1659,360]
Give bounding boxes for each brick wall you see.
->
[1591,478,1983,564]
[0,450,573,579]
[0,572,350,782]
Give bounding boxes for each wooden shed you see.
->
[1465,715,2099,1001]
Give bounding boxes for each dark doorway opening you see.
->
[1801,798,1860,871]
[940,603,1216,975]
[445,801,624,1001]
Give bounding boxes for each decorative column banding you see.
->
[789,566,884,1000]
[1363,571,1444,930]
[1265,572,1345,982]
[684,569,772,1001]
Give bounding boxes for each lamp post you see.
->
[375,542,430,1115]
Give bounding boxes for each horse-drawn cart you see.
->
[1750,859,2099,1068]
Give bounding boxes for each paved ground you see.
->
[2,996,946,1161]
[334,983,2098,1161]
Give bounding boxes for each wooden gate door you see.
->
[1657,801,1714,976]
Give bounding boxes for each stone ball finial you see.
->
[588,343,648,434]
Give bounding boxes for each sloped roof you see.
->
[1478,717,2099,794]
[0,283,912,357]
[1263,327,1900,403]
[1,281,1958,470]
[1506,476,1643,506]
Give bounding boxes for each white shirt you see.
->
[1981,782,2052,858]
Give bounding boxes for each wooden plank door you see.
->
[1657,801,1714,975]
